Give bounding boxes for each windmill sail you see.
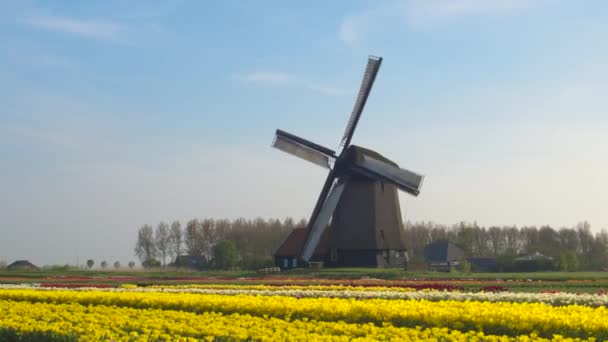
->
[353,154,424,196]
[341,56,383,147]
[300,180,346,261]
[273,130,336,169]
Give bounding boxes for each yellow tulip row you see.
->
[0,299,597,342]
[0,289,606,339]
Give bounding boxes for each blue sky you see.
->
[1,0,607,265]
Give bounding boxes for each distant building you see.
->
[172,255,206,270]
[424,240,465,271]
[515,252,553,262]
[466,257,498,272]
[513,252,555,271]
[7,260,39,271]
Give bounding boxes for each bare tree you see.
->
[168,220,183,261]
[201,218,217,259]
[488,226,503,257]
[100,260,108,269]
[86,259,94,269]
[113,261,120,269]
[128,261,135,269]
[155,222,170,267]
[185,219,204,256]
[135,224,157,263]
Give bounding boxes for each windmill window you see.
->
[283,258,288,268]
[292,258,297,268]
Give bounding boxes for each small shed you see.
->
[274,228,307,269]
[424,240,465,271]
[7,260,39,271]
[274,227,330,269]
[172,255,206,270]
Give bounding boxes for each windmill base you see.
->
[321,176,409,268]
[321,249,408,268]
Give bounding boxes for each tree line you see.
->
[404,221,608,271]
[134,217,306,270]
[134,218,608,271]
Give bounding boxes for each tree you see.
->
[488,226,503,257]
[86,259,94,269]
[128,261,135,269]
[185,219,204,256]
[560,251,579,271]
[168,221,183,261]
[135,224,157,264]
[212,240,238,269]
[113,261,120,269]
[201,218,217,258]
[155,222,170,267]
[100,261,108,269]
[537,226,560,259]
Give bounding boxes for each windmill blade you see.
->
[353,154,424,196]
[273,129,336,169]
[300,180,346,261]
[341,56,383,148]
[301,170,336,259]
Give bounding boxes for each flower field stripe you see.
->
[4,283,608,307]
[0,289,606,339]
[0,299,595,342]
[138,285,608,307]
[145,283,419,292]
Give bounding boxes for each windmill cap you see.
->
[345,145,399,168]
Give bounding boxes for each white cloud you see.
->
[339,0,541,43]
[239,71,294,84]
[25,14,124,41]
[405,0,535,19]
[306,83,349,96]
[238,71,349,96]
[338,16,359,44]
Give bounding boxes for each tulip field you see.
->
[1,280,607,341]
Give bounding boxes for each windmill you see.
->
[272,56,425,267]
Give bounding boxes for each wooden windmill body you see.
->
[272,56,425,267]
